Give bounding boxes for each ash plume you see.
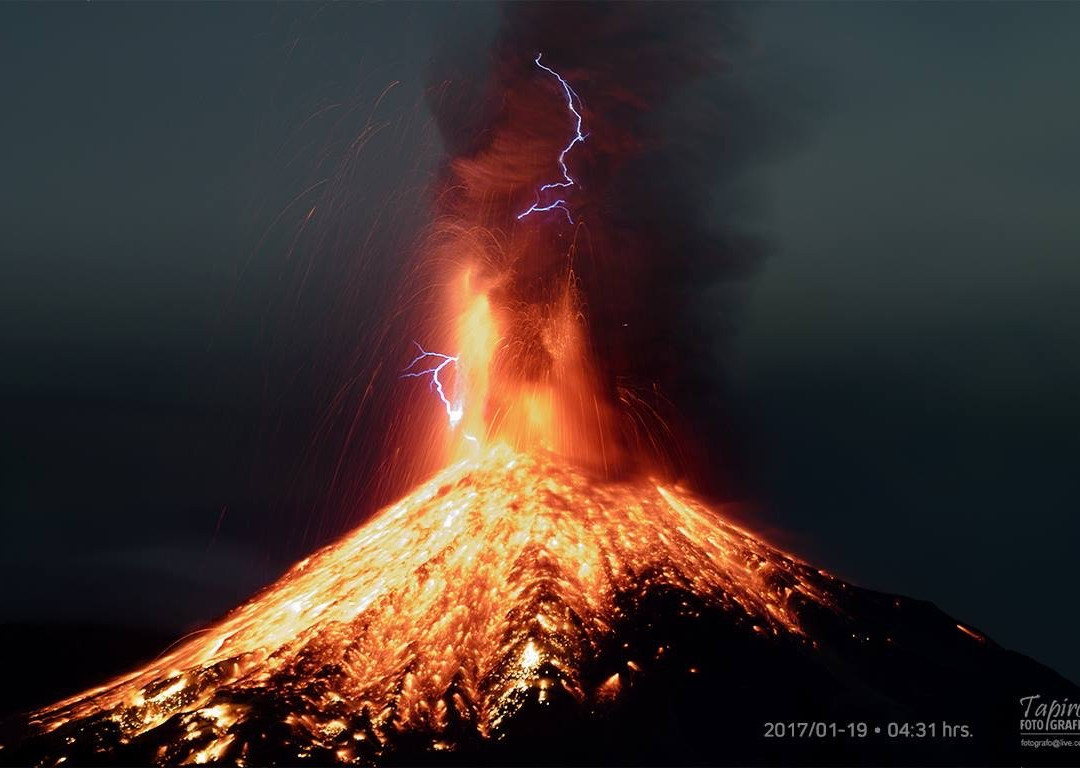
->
[427,3,795,491]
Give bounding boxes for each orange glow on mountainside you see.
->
[26,444,838,765]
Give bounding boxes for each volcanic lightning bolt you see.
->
[516,53,587,223]
[401,342,464,427]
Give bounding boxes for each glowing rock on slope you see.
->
[15,445,838,765]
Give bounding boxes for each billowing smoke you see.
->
[426,3,789,492]
[253,3,797,549]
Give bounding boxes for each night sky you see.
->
[2,0,1078,703]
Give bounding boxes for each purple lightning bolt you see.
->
[402,342,463,427]
[517,53,587,224]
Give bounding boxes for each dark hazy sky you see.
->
[729,2,1080,685]
[1,2,1077,686]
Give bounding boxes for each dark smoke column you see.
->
[429,3,774,488]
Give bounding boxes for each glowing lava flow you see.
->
[16,445,839,765]
[517,53,587,223]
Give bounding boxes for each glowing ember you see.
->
[17,445,837,764]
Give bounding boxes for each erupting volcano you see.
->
[7,445,838,765]
[4,6,1077,767]
[7,441,1079,765]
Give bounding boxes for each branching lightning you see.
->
[517,53,587,224]
[402,342,463,427]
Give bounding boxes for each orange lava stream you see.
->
[27,444,837,764]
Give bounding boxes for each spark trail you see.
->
[517,54,587,224]
[402,342,463,427]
